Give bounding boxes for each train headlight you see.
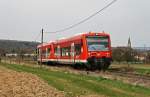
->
[106,53,110,57]
[97,53,101,56]
[81,47,83,53]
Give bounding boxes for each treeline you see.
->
[1,40,150,64]
[0,39,39,56]
[112,47,150,64]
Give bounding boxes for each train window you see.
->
[54,47,57,56]
[54,46,61,56]
[86,36,109,51]
[46,48,51,58]
[61,47,71,57]
[47,48,51,55]
[57,46,61,57]
[61,48,65,56]
[75,44,82,55]
[42,49,46,57]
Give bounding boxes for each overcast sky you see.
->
[0,0,150,47]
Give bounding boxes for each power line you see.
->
[45,0,117,33]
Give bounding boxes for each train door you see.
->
[71,43,75,63]
[37,48,40,60]
[46,47,51,59]
[46,48,48,59]
[57,45,60,62]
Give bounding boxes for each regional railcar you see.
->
[37,32,112,70]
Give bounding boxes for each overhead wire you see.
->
[45,0,117,33]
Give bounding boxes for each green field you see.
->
[1,63,150,97]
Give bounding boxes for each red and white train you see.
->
[37,32,112,70]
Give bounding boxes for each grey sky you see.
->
[0,0,150,47]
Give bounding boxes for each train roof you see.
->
[55,32,110,44]
[37,32,110,47]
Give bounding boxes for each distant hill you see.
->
[0,39,40,55]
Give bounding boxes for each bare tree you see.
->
[112,47,125,64]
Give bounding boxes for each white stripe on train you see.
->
[37,58,87,64]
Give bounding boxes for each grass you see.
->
[1,63,150,97]
[111,63,150,75]
[135,68,150,75]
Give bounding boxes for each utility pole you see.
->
[41,28,44,45]
[40,28,44,66]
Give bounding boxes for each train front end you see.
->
[85,33,112,70]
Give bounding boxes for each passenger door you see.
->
[57,45,60,61]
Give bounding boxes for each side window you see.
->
[46,48,51,58]
[54,46,60,56]
[54,47,57,56]
[61,47,71,57]
[61,48,65,56]
[42,49,46,57]
[47,48,51,55]
[75,44,82,55]
[57,46,60,57]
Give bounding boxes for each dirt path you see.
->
[0,66,65,97]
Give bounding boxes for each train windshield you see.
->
[86,36,109,51]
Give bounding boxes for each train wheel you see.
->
[92,64,98,71]
[76,64,81,69]
[85,63,92,70]
[38,61,42,65]
[97,64,102,71]
[73,63,81,69]
[101,63,105,71]
[37,61,40,64]
[103,63,110,71]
